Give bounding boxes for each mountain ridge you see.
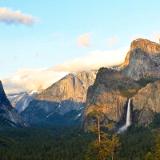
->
[22,70,97,125]
[36,70,97,102]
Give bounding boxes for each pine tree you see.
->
[85,110,120,160]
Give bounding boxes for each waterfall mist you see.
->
[118,99,131,133]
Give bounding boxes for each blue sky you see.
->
[1,0,160,78]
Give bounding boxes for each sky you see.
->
[1,0,160,93]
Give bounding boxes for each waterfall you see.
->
[118,99,131,133]
[126,99,131,127]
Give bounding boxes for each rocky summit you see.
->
[84,39,160,130]
[22,70,97,125]
[121,38,160,80]
[36,70,97,103]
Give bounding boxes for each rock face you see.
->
[7,91,36,113]
[132,81,160,126]
[0,81,12,109]
[122,39,160,80]
[22,70,97,125]
[84,39,160,129]
[0,81,26,127]
[37,71,97,103]
[84,68,140,129]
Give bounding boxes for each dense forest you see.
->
[0,124,160,160]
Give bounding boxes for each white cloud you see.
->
[0,7,37,25]
[3,69,67,94]
[150,32,160,43]
[106,36,119,47]
[3,47,128,94]
[54,47,128,72]
[77,33,90,47]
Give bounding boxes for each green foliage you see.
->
[1,126,160,160]
[150,113,160,128]
[85,133,120,160]
[144,152,154,160]
[0,127,93,160]
[154,132,160,160]
[144,130,160,160]
[118,126,154,160]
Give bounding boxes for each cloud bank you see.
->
[3,69,67,93]
[3,48,128,94]
[54,48,127,72]
[0,7,36,25]
[151,32,160,43]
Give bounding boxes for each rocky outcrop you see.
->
[132,80,160,126]
[0,81,26,127]
[122,39,160,80]
[22,71,97,125]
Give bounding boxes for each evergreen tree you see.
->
[154,134,160,160]
[144,152,154,160]
[85,110,120,160]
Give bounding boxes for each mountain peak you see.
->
[36,70,97,103]
[0,80,3,92]
[120,38,160,80]
[0,80,12,108]
[130,38,160,54]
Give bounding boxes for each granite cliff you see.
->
[122,38,160,80]
[84,39,160,129]
[132,80,160,126]
[22,70,97,125]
